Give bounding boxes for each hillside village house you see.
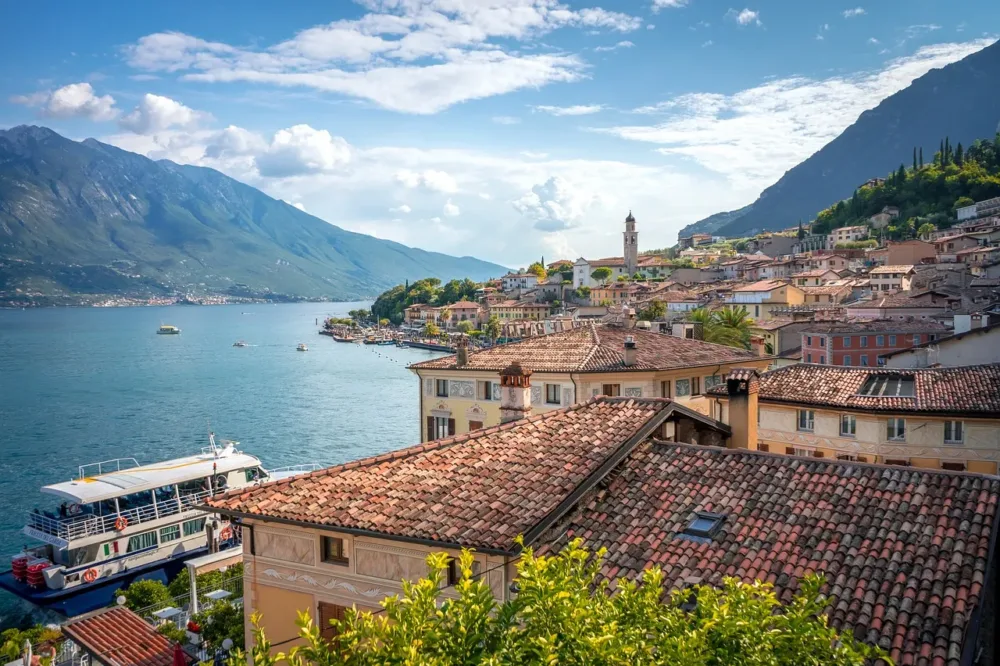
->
[589,282,646,306]
[725,280,805,321]
[750,317,813,360]
[204,368,998,666]
[792,269,840,287]
[866,239,935,266]
[408,324,769,440]
[800,284,851,305]
[807,253,852,272]
[799,320,949,366]
[826,225,868,249]
[868,265,915,292]
[957,245,1000,266]
[500,272,538,292]
[486,299,550,321]
[846,291,952,320]
[709,364,1000,475]
[868,205,899,229]
[439,301,482,329]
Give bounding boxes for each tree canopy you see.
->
[371,277,480,324]
[229,540,886,666]
[591,267,613,283]
[689,307,755,349]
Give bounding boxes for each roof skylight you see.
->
[858,374,914,397]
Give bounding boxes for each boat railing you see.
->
[267,463,324,475]
[77,457,140,480]
[26,489,216,541]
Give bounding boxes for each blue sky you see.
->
[2,1,996,266]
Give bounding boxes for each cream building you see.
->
[408,324,770,441]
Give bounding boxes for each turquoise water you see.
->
[0,302,443,623]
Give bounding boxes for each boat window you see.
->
[245,467,265,483]
[66,544,101,567]
[160,525,181,543]
[154,485,178,505]
[126,531,158,553]
[118,491,154,512]
[183,517,207,537]
[178,477,212,496]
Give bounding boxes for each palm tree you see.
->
[687,307,755,350]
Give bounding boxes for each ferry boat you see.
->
[157,325,181,335]
[233,340,249,347]
[0,435,318,617]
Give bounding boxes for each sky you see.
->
[1,1,997,268]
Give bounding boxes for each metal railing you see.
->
[27,490,214,541]
[267,463,323,476]
[77,458,140,479]
[134,575,245,629]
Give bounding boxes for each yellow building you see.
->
[708,364,1000,474]
[409,324,771,441]
[486,300,550,320]
[725,280,805,321]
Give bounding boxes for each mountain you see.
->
[692,40,1000,240]
[0,126,507,303]
[676,203,753,238]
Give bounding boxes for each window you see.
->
[941,461,967,472]
[318,602,347,641]
[704,375,722,390]
[601,384,621,397]
[446,557,483,586]
[860,336,868,347]
[435,379,449,397]
[913,334,921,345]
[545,384,561,405]
[797,409,815,432]
[876,335,884,347]
[840,414,856,436]
[806,336,812,346]
[433,416,453,440]
[886,418,906,441]
[183,518,206,537]
[818,337,825,347]
[160,525,181,544]
[843,355,852,366]
[859,374,914,397]
[788,446,815,457]
[944,421,964,445]
[321,536,348,565]
[477,380,493,401]
[675,379,691,397]
[888,335,896,346]
[843,336,851,347]
[836,454,865,462]
[819,355,825,364]
[691,377,702,395]
[861,355,869,367]
[660,380,672,399]
[126,531,157,553]
[754,305,760,318]
[806,353,812,363]
[681,512,725,540]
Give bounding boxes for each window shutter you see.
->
[318,602,346,642]
[857,456,868,463]
[448,418,456,436]
[426,416,434,441]
[812,450,824,458]
[785,447,795,455]
[758,443,769,452]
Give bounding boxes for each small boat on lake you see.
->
[233,340,249,347]
[296,343,308,351]
[332,335,356,343]
[156,325,180,335]
[0,434,319,617]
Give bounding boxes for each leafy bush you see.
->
[195,601,245,651]
[115,579,172,612]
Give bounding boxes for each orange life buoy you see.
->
[82,568,98,583]
[219,526,233,541]
[115,516,128,531]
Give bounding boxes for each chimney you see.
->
[456,335,469,367]
[499,361,533,424]
[725,368,759,451]
[623,335,637,367]
[749,335,765,356]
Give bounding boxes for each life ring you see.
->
[115,516,128,531]
[214,474,228,490]
[219,526,233,542]
[82,568,99,583]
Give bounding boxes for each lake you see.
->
[0,302,444,624]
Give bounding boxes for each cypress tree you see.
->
[939,140,945,165]
[919,147,924,168]
[913,147,917,171]
[955,142,964,166]
[897,164,906,184]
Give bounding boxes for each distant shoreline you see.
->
[0,296,379,310]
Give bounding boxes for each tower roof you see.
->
[625,210,635,222]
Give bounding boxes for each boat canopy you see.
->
[41,451,263,504]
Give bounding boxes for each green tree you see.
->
[954,196,975,211]
[688,307,755,349]
[917,222,936,239]
[591,267,613,284]
[955,142,964,167]
[483,315,501,343]
[526,262,547,279]
[422,321,441,337]
[638,300,666,322]
[456,320,475,334]
[378,318,390,327]
[632,272,643,280]
[919,146,923,168]
[232,541,885,666]
[195,601,245,651]
[913,147,917,171]
[1,626,62,663]
[616,275,628,282]
[115,579,172,612]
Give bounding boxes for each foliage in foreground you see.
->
[228,540,888,666]
[689,306,755,350]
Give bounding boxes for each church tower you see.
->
[623,210,638,276]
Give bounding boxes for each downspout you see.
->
[571,373,580,405]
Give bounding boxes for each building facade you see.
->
[800,320,949,366]
[868,265,914,292]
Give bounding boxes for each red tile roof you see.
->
[408,324,763,373]
[708,363,1000,415]
[62,607,182,666]
[206,398,681,552]
[800,319,950,335]
[542,442,999,666]
[732,279,790,292]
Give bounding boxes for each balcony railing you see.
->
[27,489,214,542]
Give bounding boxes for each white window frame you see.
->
[435,379,449,398]
[544,383,561,405]
[886,418,906,441]
[840,414,856,437]
[477,380,493,401]
[434,416,450,440]
[944,420,964,445]
[797,409,815,432]
[843,355,852,366]
[792,447,813,457]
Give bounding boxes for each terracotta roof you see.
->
[792,269,839,278]
[588,256,626,267]
[62,607,182,666]
[447,301,481,309]
[800,285,850,296]
[708,363,1000,415]
[849,293,944,309]
[870,265,916,274]
[206,398,683,552]
[541,442,999,666]
[409,324,762,373]
[801,319,950,335]
[732,279,789,292]
[750,318,799,331]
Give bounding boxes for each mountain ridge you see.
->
[0,126,507,304]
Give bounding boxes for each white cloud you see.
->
[443,199,461,217]
[702,40,713,47]
[646,24,655,30]
[119,93,205,133]
[390,204,412,214]
[533,104,605,116]
[492,115,521,125]
[123,2,644,114]
[598,38,995,191]
[726,8,761,27]
[291,201,307,211]
[904,24,942,39]
[652,0,689,11]
[521,151,549,159]
[843,7,866,18]
[255,125,352,178]
[395,168,459,193]
[12,82,118,121]
[594,40,635,52]
[868,37,880,45]
[512,176,597,231]
[478,192,493,200]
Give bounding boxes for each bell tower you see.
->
[623,210,638,276]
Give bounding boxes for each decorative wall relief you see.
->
[356,544,430,582]
[449,380,475,399]
[562,387,575,405]
[261,566,384,599]
[254,530,316,566]
[531,386,542,405]
[492,382,502,401]
[424,379,433,396]
[466,404,487,420]
[624,387,643,397]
